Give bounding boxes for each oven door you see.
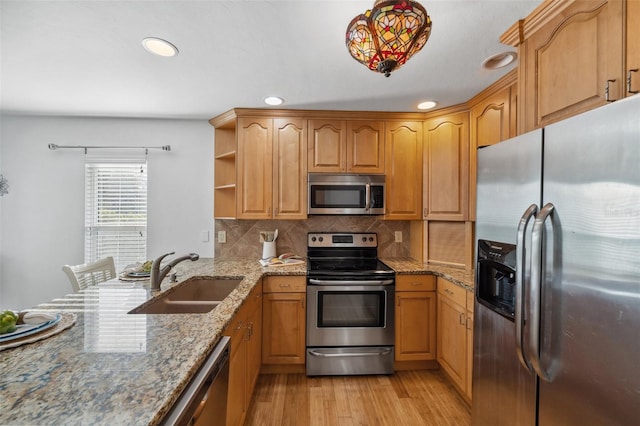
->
[306,278,395,347]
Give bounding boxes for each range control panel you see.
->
[308,232,378,248]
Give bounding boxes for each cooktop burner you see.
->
[306,232,394,277]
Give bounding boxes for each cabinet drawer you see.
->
[396,274,436,291]
[437,278,466,307]
[223,307,248,354]
[264,276,306,293]
[246,280,263,312]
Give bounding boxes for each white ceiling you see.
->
[1,0,540,120]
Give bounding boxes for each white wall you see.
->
[0,115,214,310]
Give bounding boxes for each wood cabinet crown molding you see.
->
[210,108,428,124]
[500,0,577,46]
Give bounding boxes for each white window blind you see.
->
[85,162,147,271]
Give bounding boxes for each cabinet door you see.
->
[384,121,423,220]
[273,118,307,219]
[521,0,624,131]
[424,112,469,221]
[469,86,511,221]
[437,291,466,391]
[224,307,248,426]
[246,284,263,396]
[308,119,346,172]
[395,291,437,361]
[346,120,385,173]
[237,118,273,219]
[627,0,640,97]
[262,292,306,364]
[465,307,474,400]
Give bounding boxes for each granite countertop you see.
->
[381,257,475,291]
[0,257,472,425]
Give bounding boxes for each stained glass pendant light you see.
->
[346,0,432,77]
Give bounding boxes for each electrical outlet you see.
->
[394,231,403,243]
[217,231,226,243]
[201,230,210,242]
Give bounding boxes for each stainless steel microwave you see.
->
[308,173,385,215]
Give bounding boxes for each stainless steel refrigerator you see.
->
[472,94,640,425]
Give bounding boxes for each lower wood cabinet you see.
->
[395,274,437,362]
[465,290,474,400]
[437,277,473,402]
[224,280,262,426]
[262,276,306,365]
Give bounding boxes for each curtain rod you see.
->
[48,143,171,155]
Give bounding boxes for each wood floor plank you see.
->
[244,370,470,426]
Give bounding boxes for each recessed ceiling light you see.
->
[417,100,438,110]
[142,37,178,57]
[482,51,517,70]
[264,96,284,106]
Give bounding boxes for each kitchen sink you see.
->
[129,278,242,314]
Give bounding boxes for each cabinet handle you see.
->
[234,320,244,331]
[424,208,427,218]
[459,312,466,325]
[397,296,401,307]
[274,208,278,216]
[628,69,639,95]
[279,284,291,288]
[605,79,617,102]
[466,316,472,330]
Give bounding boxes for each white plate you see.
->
[0,314,62,342]
[127,271,150,277]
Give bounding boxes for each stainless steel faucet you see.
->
[150,252,200,290]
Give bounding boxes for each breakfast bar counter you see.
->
[0,257,472,425]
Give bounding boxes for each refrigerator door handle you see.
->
[529,202,555,383]
[515,204,538,372]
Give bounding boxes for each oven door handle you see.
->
[308,348,392,358]
[308,279,395,286]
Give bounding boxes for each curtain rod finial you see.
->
[48,144,59,150]
[162,145,171,151]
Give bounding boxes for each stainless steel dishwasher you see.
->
[161,336,230,426]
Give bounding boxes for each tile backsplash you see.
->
[214,216,411,259]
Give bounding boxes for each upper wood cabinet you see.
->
[627,0,640,97]
[308,119,385,173]
[273,118,307,219]
[469,78,516,221]
[423,111,470,221]
[385,121,423,220]
[346,120,385,173]
[237,117,273,219]
[236,117,307,220]
[308,119,346,173]
[503,0,625,133]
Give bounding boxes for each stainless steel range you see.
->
[306,232,395,376]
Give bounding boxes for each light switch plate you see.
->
[201,231,210,242]
[394,231,403,243]
[217,231,226,243]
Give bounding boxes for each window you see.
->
[85,161,147,271]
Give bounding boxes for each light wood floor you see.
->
[244,370,471,426]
